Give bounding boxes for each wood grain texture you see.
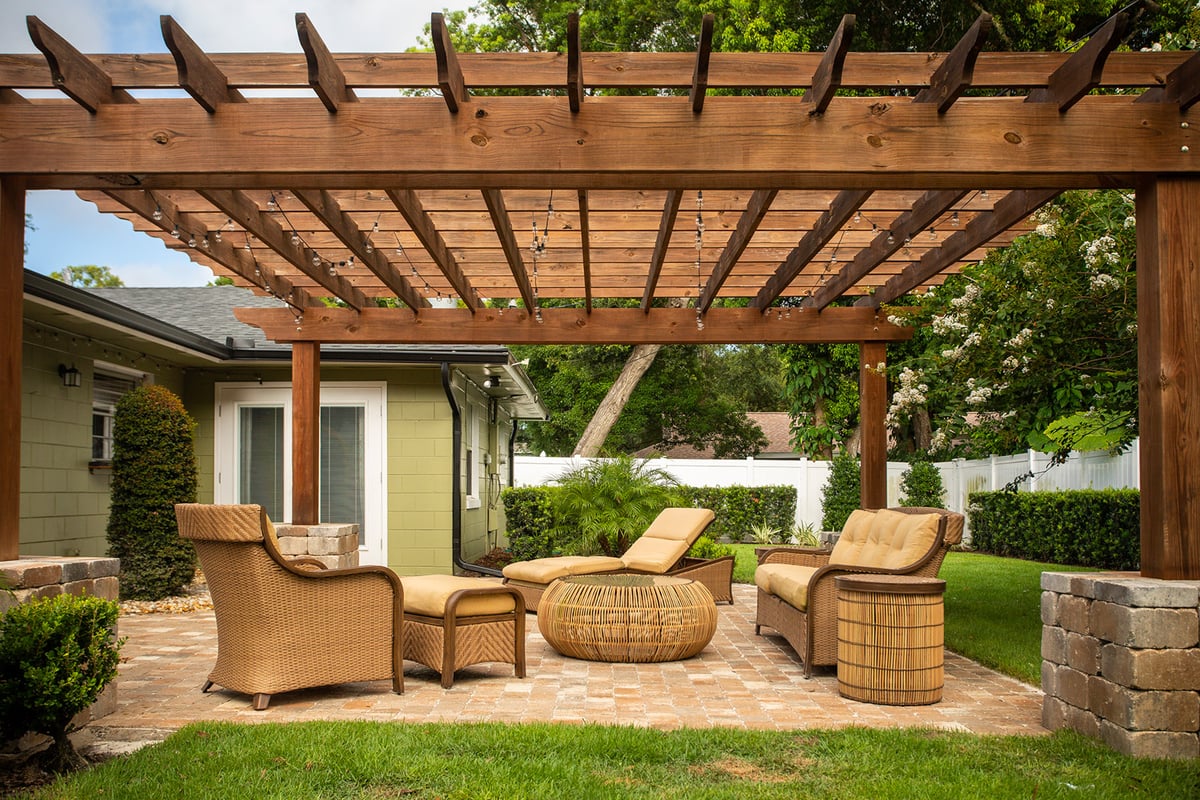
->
[643,190,682,311]
[234,306,913,345]
[1026,12,1126,111]
[912,13,991,112]
[802,14,854,114]
[386,188,480,311]
[567,12,583,113]
[297,13,357,112]
[291,342,320,525]
[482,189,535,310]
[700,189,776,313]
[432,12,467,113]
[690,13,714,113]
[26,15,136,111]
[0,178,24,561]
[1137,178,1200,579]
[859,342,888,510]
[161,15,244,112]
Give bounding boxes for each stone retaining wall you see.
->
[0,556,122,725]
[1041,571,1200,759]
[274,523,359,569]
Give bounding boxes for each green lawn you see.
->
[25,721,1197,799]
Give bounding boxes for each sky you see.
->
[5,0,472,286]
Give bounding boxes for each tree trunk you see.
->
[912,408,933,451]
[573,343,662,457]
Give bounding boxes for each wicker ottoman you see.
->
[835,574,946,705]
[401,576,526,688]
[537,574,717,663]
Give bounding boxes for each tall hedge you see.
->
[968,489,1139,570]
[821,451,861,531]
[106,385,199,600]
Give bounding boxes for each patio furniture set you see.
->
[175,503,962,710]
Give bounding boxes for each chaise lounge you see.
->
[501,507,732,608]
[754,505,964,676]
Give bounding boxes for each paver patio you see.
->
[86,585,1045,750]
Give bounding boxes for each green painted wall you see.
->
[20,321,186,557]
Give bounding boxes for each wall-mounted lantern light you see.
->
[58,364,82,388]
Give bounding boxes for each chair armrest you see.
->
[758,546,831,568]
[288,557,328,571]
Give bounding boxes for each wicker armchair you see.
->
[174,503,404,710]
[755,506,963,676]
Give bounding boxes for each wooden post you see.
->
[1137,177,1200,580]
[292,342,320,525]
[0,179,24,561]
[860,341,887,510]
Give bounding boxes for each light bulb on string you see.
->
[886,232,895,245]
[171,224,180,239]
[152,205,163,222]
[853,211,862,224]
[951,211,960,227]
[187,234,196,247]
[312,253,321,267]
[291,231,301,246]
[214,229,222,243]
[267,193,278,211]
[201,235,210,250]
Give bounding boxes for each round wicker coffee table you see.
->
[537,574,718,662]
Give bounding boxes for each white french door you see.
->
[214,383,387,565]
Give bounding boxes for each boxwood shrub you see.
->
[968,489,1139,570]
[501,484,796,558]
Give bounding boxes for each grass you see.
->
[23,722,1198,799]
[729,544,1095,686]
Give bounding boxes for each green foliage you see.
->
[686,535,734,561]
[968,489,1140,570]
[207,276,235,287]
[780,343,861,457]
[680,485,795,541]
[899,460,946,508]
[821,451,861,531]
[551,456,682,556]
[49,265,124,288]
[749,521,780,545]
[0,594,124,772]
[106,385,199,600]
[789,520,820,547]
[502,483,795,558]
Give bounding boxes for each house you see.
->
[636,412,798,459]
[21,270,547,575]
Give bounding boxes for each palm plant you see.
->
[552,456,682,557]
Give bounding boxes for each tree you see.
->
[49,265,124,288]
[551,455,682,556]
[106,385,199,600]
[886,191,1138,458]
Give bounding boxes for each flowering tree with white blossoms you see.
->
[886,190,1137,459]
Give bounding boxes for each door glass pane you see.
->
[238,406,284,521]
[320,406,365,531]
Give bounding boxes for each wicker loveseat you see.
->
[175,503,404,709]
[754,506,963,676]
[501,507,733,608]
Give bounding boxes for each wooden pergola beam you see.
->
[482,189,536,311]
[1026,12,1128,111]
[578,189,593,313]
[0,178,23,561]
[1136,49,1200,110]
[805,189,965,311]
[200,189,370,311]
[753,189,871,310]
[161,15,244,112]
[690,13,715,113]
[912,12,991,112]
[292,189,427,310]
[432,12,467,113]
[699,189,777,314]
[26,16,136,112]
[802,14,854,114]
[642,190,682,311]
[567,12,584,113]
[237,305,913,345]
[860,342,887,509]
[386,188,480,311]
[864,188,1059,306]
[102,189,318,309]
[297,13,357,113]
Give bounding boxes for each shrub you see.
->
[0,594,124,772]
[680,485,795,540]
[899,460,946,508]
[968,489,1139,569]
[686,535,735,561]
[501,487,561,561]
[821,450,861,531]
[106,385,199,600]
[552,456,682,556]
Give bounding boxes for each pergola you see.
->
[1,11,1197,578]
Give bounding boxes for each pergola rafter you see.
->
[1,9,1198,578]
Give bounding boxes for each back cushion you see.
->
[828,509,876,566]
[851,508,941,569]
[642,508,716,542]
[621,536,689,572]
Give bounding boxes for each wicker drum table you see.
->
[537,574,717,663]
[835,574,946,705]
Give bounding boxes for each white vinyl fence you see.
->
[514,441,1139,540]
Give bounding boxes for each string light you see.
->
[951,211,960,227]
[152,205,163,222]
[695,190,705,331]
[853,211,862,224]
[201,234,210,250]
[291,231,301,246]
[187,234,196,248]
[928,227,937,241]
[171,224,180,239]
[267,193,278,211]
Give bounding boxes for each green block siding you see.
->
[20,327,189,558]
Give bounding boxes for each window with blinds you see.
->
[92,372,140,462]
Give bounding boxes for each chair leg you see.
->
[754,624,761,635]
[252,693,271,710]
[201,680,214,693]
[513,611,526,679]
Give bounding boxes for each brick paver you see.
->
[93,585,1046,742]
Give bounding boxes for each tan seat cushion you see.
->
[641,508,716,542]
[401,575,516,617]
[620,536,689,572]
[756,563,819,611]
[828,509,877,566]
[502,556,623,584]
